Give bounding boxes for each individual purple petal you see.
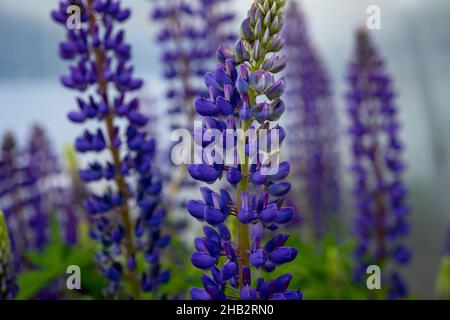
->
[191,287,211,300]
[275,207,295,224]
[191,252,218,270]
[221,260,238,281]
[188,164,220,183]
[267,182,291,197]
[195,97,219,116]
[268,247,298,265]
[187,200,206,221]
[259,203,278,223]
[204,206,226,226]
[250,249,266,268]
[226,166,242,185]
[216,96,234,116]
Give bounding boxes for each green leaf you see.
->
[16,214,98,299]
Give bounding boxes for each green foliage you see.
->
[435,255,450,300]
[270,232,369,299]
[160,234,202,299]
[16,216,103,300]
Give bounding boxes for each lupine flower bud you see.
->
[250,70,272,93]
[265,78,286,100]
[239,104,253,122]
[267,34,285,52]
[236,75,250,94]
[240,17,253,42]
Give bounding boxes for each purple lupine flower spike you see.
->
[0,127,78,263]
[0,211,19,300]
[52,0,169,299]
[25,125,63,250]
[152,0,206,125]
[152,0,235,122]
[347,29,411,299]
[284,2,340,238]
[0,132,29,258]
[151,0,235,195]
[198,0,236,55]
[187,0,302,300]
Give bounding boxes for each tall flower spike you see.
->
[52,0,169,299]
[198,0,236,55]
[188,0,302,300]
[0,211,19,300]
[284,2,340,238]
[347,29,411,299]
[0,127,79,262]
[24,125,72,250]
[151,0,235,195]
[0,132,27,259]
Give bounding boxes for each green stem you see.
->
[236,85,256,289]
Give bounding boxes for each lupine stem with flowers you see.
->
[347,29,411,299]
[284,2,340,239]
[0,127,79,262]
[52,0,170,299]
[25,125,77,249]
[187,0,302,300]
[86,0,140,299]
[0,133,28,258]
[151,0,235,194]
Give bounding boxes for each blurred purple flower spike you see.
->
[346,28,411,299]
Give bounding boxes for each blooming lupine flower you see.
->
[198,0,236,56]
[0,127,77,260]
[0,211,19,300]
[152,0,234,127]
[347,29,411,299]
[187,0,302,300]
[284,2,340,238]
[151,0,235,198]
[25,125,83,248]
[0,132,28,258]
[152,0,205,127]
[52,0,169,299]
